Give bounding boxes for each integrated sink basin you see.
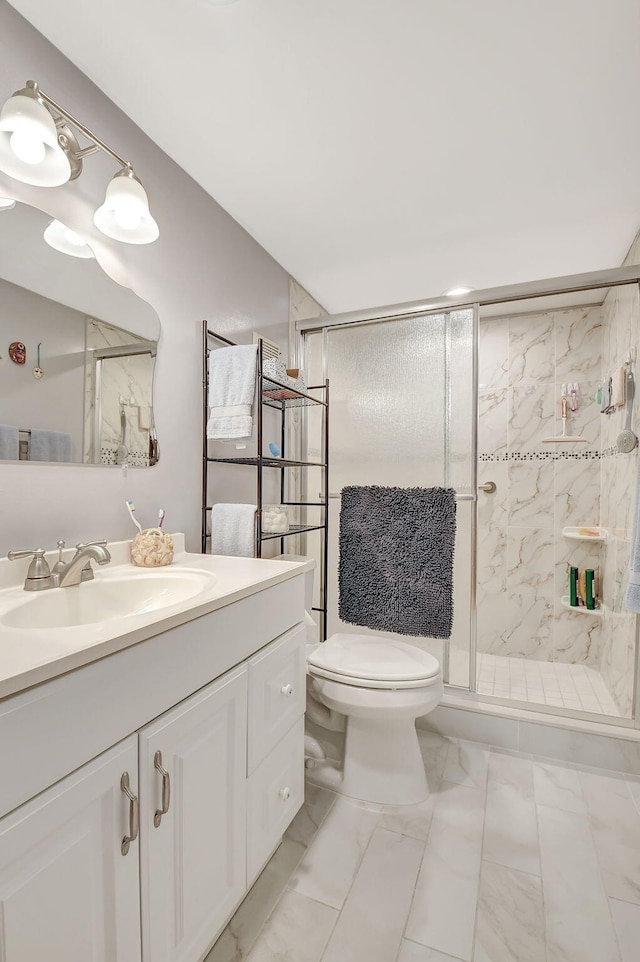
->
[1,568,216,629]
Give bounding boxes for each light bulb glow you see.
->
[63,226,84,246]
[113,202,142,231]
[443,286,474,297]
[10,129,46,165]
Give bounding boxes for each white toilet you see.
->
[279,553,443,805]
[306,633,443,805]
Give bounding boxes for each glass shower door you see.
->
[305,308,475,685]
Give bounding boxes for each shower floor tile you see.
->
[474,653,621,716]
[204,733,640,962]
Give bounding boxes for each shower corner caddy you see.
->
[562,526,608,543]
[560,596,604,618]
[201,321,329,638]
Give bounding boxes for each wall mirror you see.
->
[0,199,160,466]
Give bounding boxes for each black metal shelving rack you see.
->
[201,321,329,639]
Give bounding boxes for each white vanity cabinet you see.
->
[0,736,142,962]
[139,665,248,962]
[0,569,307,962]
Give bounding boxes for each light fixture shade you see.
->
[0,85,71,186]
[0,197,15,210]
[43,219,94,259]
[93,168,159,244]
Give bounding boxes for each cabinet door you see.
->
[247,623,306,773]
[140,665,248,962]
[0,736,141,962]
[247,717,305,884]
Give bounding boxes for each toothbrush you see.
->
[126,499,143,533]
[570,383,578,412]
[157,508,165,529]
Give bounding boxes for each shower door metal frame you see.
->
[297,263,640,730]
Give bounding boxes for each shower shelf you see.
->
[561,596,604,617]
[562,526,608,543]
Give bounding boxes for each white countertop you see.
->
[0,534,311,700]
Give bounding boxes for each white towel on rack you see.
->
[211,504,256,557]
[0,424,18,460]
[207,344,258,440]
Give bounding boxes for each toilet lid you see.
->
[308,633,440,683]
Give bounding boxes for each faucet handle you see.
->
[8,548,53,591]
[75,539,108,551]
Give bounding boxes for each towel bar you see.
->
[321,482,497,500]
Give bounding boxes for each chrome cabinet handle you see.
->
[120,772,139,856]
[280,684,293,697]
[153,750,171,828]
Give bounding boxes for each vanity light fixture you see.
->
[0,81,159,244]
[0,197,15,210]
[43,218,94,259]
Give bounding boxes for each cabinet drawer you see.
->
[246,717,304,884]
[247,623,306,774]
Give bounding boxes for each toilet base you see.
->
[342,714,430,805]
[305,717,430,806]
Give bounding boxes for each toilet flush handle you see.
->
[281,684,293,697]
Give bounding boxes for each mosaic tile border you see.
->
[480,446,637,462]
[479,450,601,462]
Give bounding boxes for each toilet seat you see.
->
[307,633,441,690]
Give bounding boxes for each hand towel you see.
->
[28,429,72,462]
[626,466,640,612]
[0,424,18,460]
[338,485,457,638]
[211,503,256,557]
[207,344,258,440]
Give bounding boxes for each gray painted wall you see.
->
[0,1,291,554]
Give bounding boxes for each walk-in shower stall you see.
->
[296,266,640,730]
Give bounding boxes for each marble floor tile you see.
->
[537,803,620,962]
[288,795,379,909]
[243,890,337,962]
[375,795,437,842]
[405,781,485,961]
[609,898,640,962]
[442,739,490,791]
[532,760,587,815]
[579,770,640,904]
[321,827,423,962]
[626,777,640,817]
[205,787,336,962]
[397,941,464,961]
[483,752,540,876]
[473,861,546,962]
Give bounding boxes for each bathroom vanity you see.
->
[0,537,308,962]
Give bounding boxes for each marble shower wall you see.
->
[83,318,155,467]
[478,306,604,669]
[599,277,640,716]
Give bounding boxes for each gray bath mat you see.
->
[338,485,456,639]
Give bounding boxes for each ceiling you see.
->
[7,0,640,314]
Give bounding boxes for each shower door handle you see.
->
[478,481,496,494]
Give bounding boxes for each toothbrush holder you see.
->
[131,527,174,567]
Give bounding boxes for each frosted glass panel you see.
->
[318,311,474,681]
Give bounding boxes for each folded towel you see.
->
[339,485,457,638]
[207,344,258,440]
[0,424,18,460]
[211,503,256,557]
[29,429,73,462]
[626,467,640,612]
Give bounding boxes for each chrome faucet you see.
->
[8,540,111,591]
[55,542,111,588]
